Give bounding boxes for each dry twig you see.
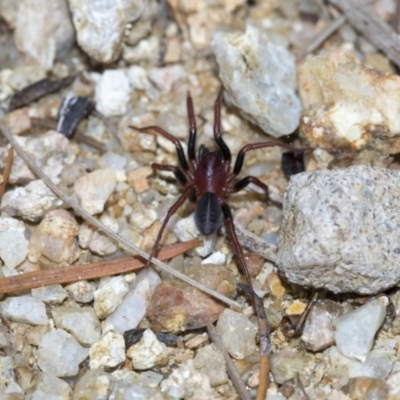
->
[0,120,241,309]
[328,0,400,68]
[0,147,13,201]
[0,239,200,295]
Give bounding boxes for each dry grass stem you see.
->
[0,147,13,201]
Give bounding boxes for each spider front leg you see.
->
[220,200,270,400]
[152,163,188,186]
[144,185,195,268]
[213,89,231,163]
[187,93,197,164]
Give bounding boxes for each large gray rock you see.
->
[277,166,400,294]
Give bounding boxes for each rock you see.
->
[1,180,64,222]
[94,276,129,319]
[65,280,96,303]
[1,295,48,325]
[127,65,150,90]
[14,0,74,70]
[73,369,114,400]
[0,356,23,396]
[147,265,235,332]
[173,213,216,257]
[193,344,228,387]
[89,330,126,370]
[127,329,169,370]
[52,303,101,346]
[106,268,161,333]
[277,166,400,294]
[216,309,257,359]
[37,329,88,377]
[0,131,75,185]
[89,231,118,256]
[328,345,395,380]
[302,299,340,352]
[270,350,317,386]
[212,24,301,137]
[74,169,116,215]
[342,376,389,400]
[387,360,400,398]
[28,209,80,266]
[298,47,400,167]
[29,371,72,400]
[129,202,157,230]
[201,251,226,266]
[116,382,170,400]
[160,360,213,399]
[31,285,68,305]
[94,70,131,117]
[0,216,28,270]
[2,107,31,135]
[334,298,387,362]
[147,65,187,93]
[68,0,125,63]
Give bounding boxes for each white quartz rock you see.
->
[1,179,64,222]
[334,298,387,362]
[106,268,161,333]
[14,0,74,70]
[32,285,68,305]
[28,209,80,265]
[29,372,72,400]
[52,303,101,346]
[0,356,23,396]
[95,70,131,117]
[74,169,116,215]
[173,213,216,257]
[216,308,257,359]
[89,231,118,256]
[212,24,301,137]
[94,276,129,319]
[1,295,48,325]
[129,202,157,230]
[37,329,89,377]
[201,251,226,266]
[127,329,169,370]
[73,370,114,399]
[65,280,96,303]
[68,0,125,63]
[89,330,126,370]
[0,216,28,270]
[147,65,187,93]
[127,65,150,90]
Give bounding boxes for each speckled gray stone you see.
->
[277,166,400,294]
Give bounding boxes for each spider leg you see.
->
[145,185,195,268]
[152,163,188,186]
[131,125,189,172]
[187,93,197,165]
[225,175,270,202]
[220,200,270,400]
[213,89,231,163]
[232,142,310,177]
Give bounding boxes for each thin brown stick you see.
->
[0,120,241,309]
[328,0,400,68]
[207,324,252,400]
[0,147,13,201]
[0,239,200,295]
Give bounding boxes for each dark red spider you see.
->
[134,90,305,399]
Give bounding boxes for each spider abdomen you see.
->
[194,192,223,235]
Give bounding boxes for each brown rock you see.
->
[147,265,236,332]
[342,376,389,400]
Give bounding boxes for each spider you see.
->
[134,90,306,399]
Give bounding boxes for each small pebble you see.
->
[129,202,157,230]
[1,295,48,325]
[127,329,169,370]
[65,280,96,303]
[342,376,389,400]
[28,209,80,266]
[106,268,161,333]
[94,276,130,319]
[0,216,28,270]
[193,343,228,387]
[37,329,89,377]
[0,356,23,396]
[30,371,72,400]
[31,285,68,305]
[216,309,257,359]
[95,69,131,116]
[74,169,117,215]
[52,303,101,346]
[89,231,118,256]
[73,369,114,399]
[334,297,387,362]
[302,299,340,352]
[147,65,187,93]
[201,251,226,266]
[89,330,126,370]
